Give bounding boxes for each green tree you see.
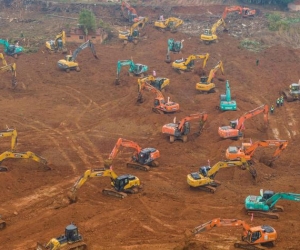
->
[79,9,96,35]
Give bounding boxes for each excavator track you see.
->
[190,185,217,193]
[0,166,8,172]
[234,241,268,250]
[126,162,150,171]
[273,205,284,212]
[246,210,280,220]
[152,107,164,114]
[0,219,6,230]
[282,90,294,102]
[67,241,87,250]
[102,188,127,199]
[150,160,159,167]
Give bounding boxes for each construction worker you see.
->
[280,96,284,106]
[276,98,280,107]
[270,105,275,114]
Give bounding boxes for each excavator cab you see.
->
[135,148,157,165]
[261,190,275,200]
[203,29,211,36]
[65,224,81,242]
[200,76,209,84]
[65,55,73,62]
[230,120,238,129]
[113,174,137,192]
[199,166,211,177]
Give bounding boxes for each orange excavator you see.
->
[162,113,208,143]
[137,80,179,114]
[226,139,288,163]
[104,138,160,171]
[192,218,277,249]
[121,1,142,23]
[218,104,269,140]
[222,6,256,19]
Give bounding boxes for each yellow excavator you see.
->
[118,17,148,44]
[200,18,227,45]
[195,61,224,93]
[68,167,141,202]
[187,159,256,193]
[36,223,87,250]
[154,17,184,33]
[0,52,17,88]
[0,128,49,172]
[172,53,209,73]
[138,75,170,91]
[57,40,98,73]
[45,30,67,54]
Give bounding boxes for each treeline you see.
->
[238,0,294,7]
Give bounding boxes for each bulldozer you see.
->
[118,17,148,44]
[104,138,160,171]
[137,80,179,114]
[0,52,17,88]
[0,39,23,58]
[187,159,256,193]
[45,30,67,54]
[68,167,141,202]
[115,59,148,85]
[154,17,184,33]
[165,38,184,63]
[36,223,87,250]
[200,18,227,45]
[172,53,209,73]
[226,139,288,164]
[281,82,300,102]
[57,40,98,73]
[0,128,49,172]
[192,218,277,249]
[245,189,300,219]
[138,75,170,91]
[218,104,269,140]
[196,60,224,93]
[162,112,208,143]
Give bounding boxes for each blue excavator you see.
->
[0,39,23,58]
[166,38,184,63]
[218,80,237,111]
[245,189,300,219]
[115,59,148,85]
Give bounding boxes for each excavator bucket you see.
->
[36,242,47,250]
[104,159,113,168]
[67,191,78,204]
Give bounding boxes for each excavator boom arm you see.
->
[211,18,226,35]
[236,104,269,130]
[206,160,244,178]
[244,140,288,158]
[207,61,224,83]
[266,192,300,208]
[192,218,250,234]
[0,128,18,151]
[72,40,98,62]
[222,6,243,19]
[178,113,208,132]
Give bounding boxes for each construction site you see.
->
[0,0,300,249]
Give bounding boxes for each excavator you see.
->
[154,17,184,33]
[245,189,300,219]
[118,17,148,44]
[165,38,184,63]
[138,75,170,91]
[281,82,300,102]
[200,18,227,45]
[67,167,141,202]
[0,39,23,58]
[0,128,49,172]
[104,138,160,171]
[218,104,269,140]
[195,60,224,93]
[57,40,98,73]
[120,0,143,23]
[172,53,209,73]
[137,80,179,114]
[187,159,256,193]
[0,215,6,230]
[192,218,277,249]
[115,59,148,85]
[226,139,288,164]
[218,80,237,111]
[222,6,256,20]
[0,52,17,88]
[45,30,67,53]
[36,223,87,250]
[161,112,208,143]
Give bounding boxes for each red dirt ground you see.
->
[0,2,300,250]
